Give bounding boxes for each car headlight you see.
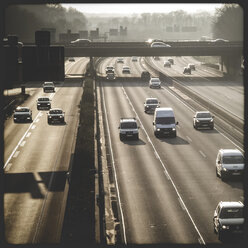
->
[172,128,176,131]
[196,119,200,122]
[60,116,63,118]
[156,128,160,131]
[38,103,41,105]
[210,119,213,122]
[223,167,227,171]
[222,225,230,230]
[49,116,52,118]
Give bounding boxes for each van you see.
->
[153,107,178,137]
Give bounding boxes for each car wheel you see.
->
[172,132,177,138]
[216,167,219,177]
[220,171,226,181]
[135,134,139,140]
[119,134,124,141]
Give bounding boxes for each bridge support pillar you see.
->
[220,54,241,77]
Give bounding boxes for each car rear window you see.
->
[121,122,137,129]
[223,155,244,164]
[220,208,243,218]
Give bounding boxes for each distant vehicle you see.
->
[118,117,139,140]
[122,66,131,74]
[106,72,116,80]
[141,71,150,80]
[47,108,65,124]
[13,106,32,123]
[151,42,171,48]
[68,57,75,62]
[105,66,115,73]
[144,98,160,113]
[183,67,191,74]
[213,201,244,241]
[167,58,174,65]
[153,56,160,60]
[149,77,161,88]
[213,38,229,43]
[116,57,124,63]
[164,61,171,67]
[193,111,214,129]
[146,38,164,44]
[37,97,51,110]
[43,82,55,93]
[153,107,178,138]
[188,63,196,70]
[216,149,244,180]
[131,56,138,62]
[70,39,91,46]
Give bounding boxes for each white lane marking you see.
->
[26,132,31,138]
[31,125,36,129]
[178,197,186,210]
[13,151,20,158]
[20,141,26,147]
[5,163,12,171]
[199,150,206,158]
[4,113,40,169]
[122,85,206,245]
[101,83,127,244]
[35,119,40,123]
[186,136,192,142]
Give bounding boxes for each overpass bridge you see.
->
[63,41,243,76]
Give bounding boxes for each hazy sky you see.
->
[62,3,223,14]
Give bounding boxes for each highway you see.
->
[3,60,85,244]
[3,55,244,245]
[97,56,244,244]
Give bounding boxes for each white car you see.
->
[122,66,131,74]
[188,63,196,70]
[118,118,139,140]
[151,42,171,48]
[131,56,138,62]
[149,77,161,88]
[47,108,65,124]
[105,66,115,73]
[116,57,124,63]
[216,149,244,180]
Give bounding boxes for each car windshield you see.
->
[220,208,243,218]
[121,122,137,129]
[196,112,211,118]
[223,155,244,164]
[16,108,29,112]
[50,110,62,114]
[156,117,175,124]
[44,83,54,86]
[147,99,158,104]
[38,98,49,101]
[151,78,160,82]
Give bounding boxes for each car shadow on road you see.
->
[157,136,189,145]
[121,139,146,146]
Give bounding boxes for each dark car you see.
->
[37,97,51,110]
[213,201,244,241]
[183,67,191,74]
[13,106,32,123]
[193,111,214,129]
[47,108,65,124]
[141,71,150,80]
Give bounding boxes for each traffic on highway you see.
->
[3,51,244,245]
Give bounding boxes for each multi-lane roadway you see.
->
[4,55,244,245]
